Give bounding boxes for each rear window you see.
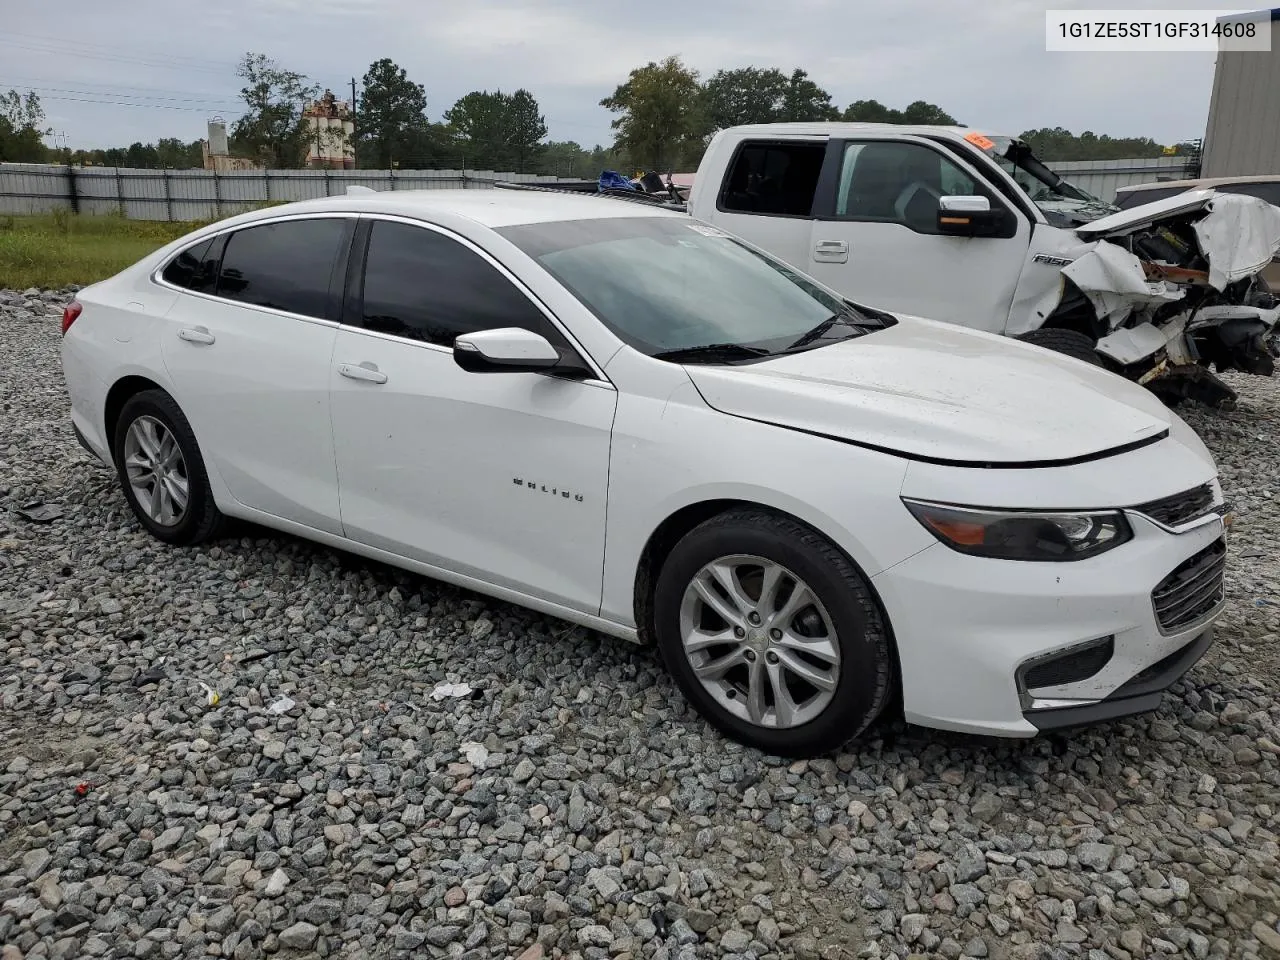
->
[162,237,218,292]
[215,219,347,319]
[718,141,826,217]
[1114,186,1186,210]
[1216,182,1280,207]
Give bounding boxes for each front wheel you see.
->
[652,509,894,757]
[1015,328,1102,366]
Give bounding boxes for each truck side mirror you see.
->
[937,195,1007,237]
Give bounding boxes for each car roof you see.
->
[218,187,682,230]
[1116,174,1280,193]
[718,122,981,140]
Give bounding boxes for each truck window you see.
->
[718,141,826,217]
[835,141,984,234]
[1114,186,1186,210]
[1216,182,1280,207]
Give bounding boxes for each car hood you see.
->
[1074,189,1216,238]
[684,317,1174,465]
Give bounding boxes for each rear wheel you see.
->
[652,509,894,757]
[112,389,224,545]
[1016,328,1102,366]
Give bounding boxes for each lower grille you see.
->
[1133,483,1215,528]
[1022,637,1115,689]
[1152,538,1226,633]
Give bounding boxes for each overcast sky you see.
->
[2,0,1246,155]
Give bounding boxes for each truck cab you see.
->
[687,123,1280,408]
[687,123,1118,337]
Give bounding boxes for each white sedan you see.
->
[59,188,1228,756]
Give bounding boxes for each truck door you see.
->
[696,137,827,271]
[807,135,1032,334]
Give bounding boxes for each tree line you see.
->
[1,52,1200,175]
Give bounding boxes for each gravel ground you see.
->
[1,287,1279,960]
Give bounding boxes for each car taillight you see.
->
[61,300,82,335]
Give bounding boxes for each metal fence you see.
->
[0,155,1202,221]
[0,164,563,222]
[1050,157,1197,201]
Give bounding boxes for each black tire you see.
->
[112,389,224,545]
[652,509,894,757]
[1015,328,1102,366]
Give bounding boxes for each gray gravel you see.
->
[2,287,1279,960]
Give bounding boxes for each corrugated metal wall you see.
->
[1202,15,1280,177]
[1,156,1197,217]
[1049,157,1196,202]
[0,165,561,221]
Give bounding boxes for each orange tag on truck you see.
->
[964,132,996,151]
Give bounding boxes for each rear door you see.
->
[807,135,1032,334]
[159,215,352,535]
[699,138,828,270]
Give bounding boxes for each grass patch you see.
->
[0,212,217,290]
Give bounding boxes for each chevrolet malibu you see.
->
[59,189,1229,757]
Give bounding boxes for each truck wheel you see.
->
[652,509,894,757]
[1016,328,1102,366]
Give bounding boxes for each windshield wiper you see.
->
[652,343,772,364]
[786,314,851,351]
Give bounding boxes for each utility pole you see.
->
[350,77,358,168]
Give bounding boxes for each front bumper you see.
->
[871,510,1226,737]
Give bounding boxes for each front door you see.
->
[807,135,1031,334]
[329,217,617,614]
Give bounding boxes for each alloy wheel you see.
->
[122,415,189,527]
[677,554,841,729]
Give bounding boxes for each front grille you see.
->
[1133,483,1215,528]
[1152,537,1226,632]
[1022,637,1115,689]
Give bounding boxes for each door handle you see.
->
[813,240,849,263]
[338,361,388,385]
[178,325,215,345]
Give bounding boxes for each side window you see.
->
[1217,182,1280,207]
[359,220,553,347]
[162,237,218,292]
[216,219,346,318]
[835,141,983,233]
[719,141,826,217]
[1114,186,1183,210]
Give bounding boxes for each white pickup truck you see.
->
[684,123,1280,409]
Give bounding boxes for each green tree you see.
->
[358,58,432,168]
[0,89,49,163]
[601,55,706,173]
[842,98,957,125]
[779,69,839,122]
[232,52,321,168]
[1018,127,1165,161]
[703,67,790,128]
[444,88,547,171]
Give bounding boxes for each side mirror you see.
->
[454,328,561,373]
[937,195,1007,237]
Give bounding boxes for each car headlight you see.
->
[902,499,1132,561]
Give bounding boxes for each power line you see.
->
[0,75,241,100]
[36,94,243,114]
[0,83,240,108]
[0,37,230,74]
[1,30,237,69]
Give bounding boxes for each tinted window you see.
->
[836,141,985,233]
[719,141,825,217]
[1114,186,1185,210]
[162,237,218,292]
[1217,182,1280,207]
[359,220,549,346]
[216,219,346,318]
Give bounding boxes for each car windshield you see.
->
[497,216,890,360]
[980,136,1119,226]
